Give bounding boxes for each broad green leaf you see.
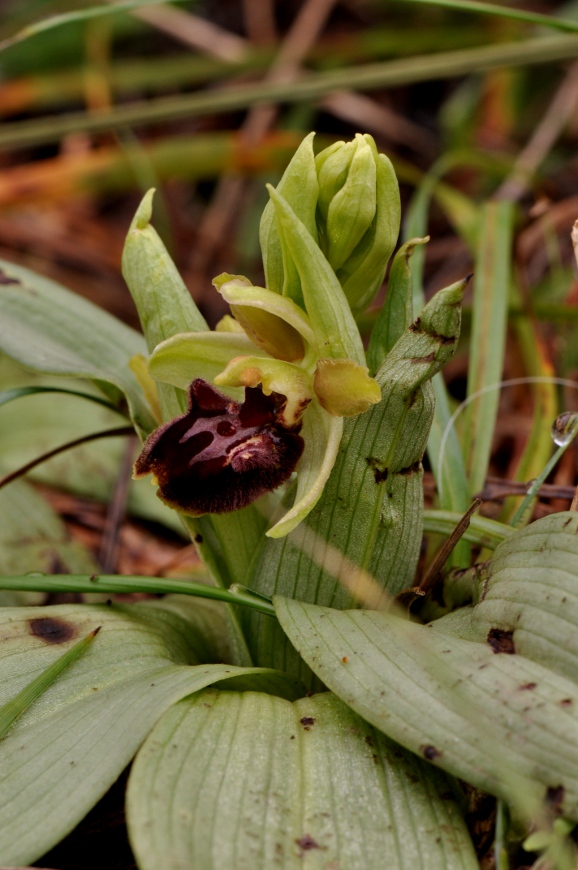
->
[449,511,578,683]
[463,201,513,496]
[267,186,366,365]
[260,132,318,305]
[0,258,155,437]
[367,237,428,372]
[127,689,477,870]
[275,596,578,818]
[245,279,464,681]
[0,599,300,866]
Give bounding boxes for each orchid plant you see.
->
[127,132,397,538]
[0,132,576,870]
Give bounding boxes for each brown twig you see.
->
[420,498,483,594]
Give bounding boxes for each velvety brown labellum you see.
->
[134,379,304,515]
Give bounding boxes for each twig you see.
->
[107,0,250,62]
[495,61,578,202]
[420,498,483,594]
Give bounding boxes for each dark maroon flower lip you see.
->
[133,379,304,515]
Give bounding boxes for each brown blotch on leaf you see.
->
[29,617,76,644]
[560,698,573,707]
[296,835,321,851]
[134,379,304,516]
[300,716,315,730]
[398,461,422,477]
[0,270,20,285]
[546,785,565,813]
[519,682,537,691]
[365,456,388,484]
[421,745,442,761]
[487,628,515,654]
[410,352,436,364]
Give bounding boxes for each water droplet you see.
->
[551,412,578,447]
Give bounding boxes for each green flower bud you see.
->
[316,133,401,315]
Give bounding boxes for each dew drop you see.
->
[551,412,578,447]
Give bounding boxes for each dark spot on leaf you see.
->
[29,617,76,644]
[560,698,573,707]
[365,734,374,747]
[300,716,315,730]
[546,785,565,813]
[290,735,295,740]
[421,745,442,761]
[487,628,515,654]
[366,456,388,484]
[194,534,203,544]
[398,461,422,476]
[408,319,457,345]
[296,835,321,851]
[519,682,537,691]
[89,574,98,583]
[0,270,20,285]
[410,352,436,364]
[563,517,573,528]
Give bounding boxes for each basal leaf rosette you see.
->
[137,265,380,538]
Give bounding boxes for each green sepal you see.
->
[267,402,343,539]
[259,132,318,306]
[148,331,265,397]
[266,186,365,366]
[122,189,208,420]
[313,358,381,417]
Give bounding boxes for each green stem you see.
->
[0,573,276,616]
[2,35,578,151]
[510,417,578,527]
[423,509,512,548]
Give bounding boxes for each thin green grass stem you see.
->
[0,573,276,616]
[510,417,578,527]
[3,35,578,151]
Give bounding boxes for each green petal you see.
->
[267,186,365,366]
[214,356,313,427]
[313,358,381,416]
[148,332,266,397]
[214,274,317,364]
[267,403,343,538]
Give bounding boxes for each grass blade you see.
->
[463,201,514,496]
[0,627,100,739]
